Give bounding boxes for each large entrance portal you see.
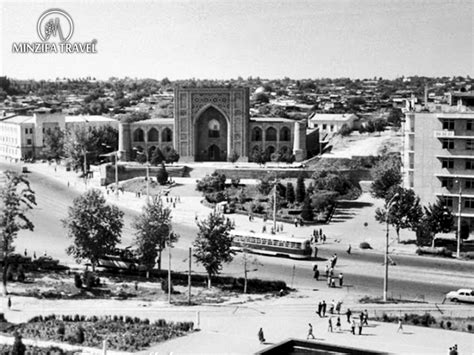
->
[194,106,228,161]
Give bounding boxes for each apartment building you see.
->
[403,107,474,231]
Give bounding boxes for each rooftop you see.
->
[2,115,35,124]
[309,113,357,121]
[65,115,117,123]
[250,117,297,123]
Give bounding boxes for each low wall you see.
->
[99,164,187,186]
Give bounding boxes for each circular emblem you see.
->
[37,9,74,42]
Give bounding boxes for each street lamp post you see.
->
[83,148,88,187]
[455,179,462,258]
[103,144,120,199]
[383,193,399,302]
[133,148,150,202]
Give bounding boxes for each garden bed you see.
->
[0,314,194,352]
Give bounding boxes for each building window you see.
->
[441,178,453,188]
[466,160,474,170]
[265,127,277,141]
[465,179,474,189]
[280,127,291,141]
[133,128,144,142]
[442,159,454,169]
[208,119,220,138]
[466,140,474,150]
[442,197,454,208]
[25,128,28,134]
[322,124,327,130]
[442,119,455,130]
[162,128,172,142]
[30,128,33,134]
[442,139,454,149]
[147,128,159,142]
[26,138,32,145]
[251,127,262,141]
[467,120,473,131]
[330,125,334,131]
[464,198,474,209]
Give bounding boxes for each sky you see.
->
[1,0,473,80]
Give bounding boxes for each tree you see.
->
[285,182,295,204]
[150,147,165,165]
[62,189,123,270]
[156,163,169,185]
[387,108,403,128]
[300,196,314,221]
[296,174,306,203]
[42,128,65,160]
[196,172,226,193]
[133,196,178,275]
[416,200,454,246]
[0,171,36,295]
[251,147,266,165]
[164,148,180,164]
[254,92,269,104]
[339,124,353,136]
[374,187,423,242]
[371,154,402,199]
[12,332,26,355]
[193,211,235,288]
[257,173,276,195]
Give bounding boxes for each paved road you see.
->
[2,162,472,304]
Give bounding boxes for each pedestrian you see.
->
[248,213,251,222]
[347,244,352,254]
[335,301,342,314]
[330,300,335,314]
[317,302,322,317]
[331,253,338,268]
[324,264,329,278]
[258,328,265,343]
[363,310,369,326]
[359,312,364,325]
[319,228,322,236]
[336,317,342,332]
[294,218,298,227]
[7,297,11,310]
[358,319,363,335]
[313,264,319,279]
[280,223,284,232]
[327,276,331,288]
[313,229,316,238]
[351,320,356,335]
[397,318,403,333]
[346,308,352,323]
[33,251,36,259]
[331,278,336,287]
[67,181,70,188]
[338,273,344,287]
[322,234,326,243]
[24,249,27,257]
[173,202,176,208]
[307,323,316,339]
[329,267,334,278]
[262,225,266,233]
[322,300,327,317]
[313,246,318,259]
[327,317,333,332]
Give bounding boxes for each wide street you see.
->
[1,161,473,304]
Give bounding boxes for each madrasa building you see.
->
[118,87,314,162]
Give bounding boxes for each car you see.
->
[445,289,474,303]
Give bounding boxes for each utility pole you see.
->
[168,232,172,304]
[146,162,150,202]
[456,180,462,258]
[115,151,119,198]
[383,193,399,302]
[273,180,278,231]
[83,148,87,187]
[243,245,248,294]
[188,247,192,305]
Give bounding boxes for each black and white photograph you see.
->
[0,0,473,354]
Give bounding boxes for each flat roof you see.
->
[133,118,174,124]
[2,115,35,124]
[250,117,297,123]
[66,115,117,123]
[309,113,357,122]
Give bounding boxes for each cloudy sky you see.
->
[1,0,473,80]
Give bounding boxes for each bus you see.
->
[230,230,312,259]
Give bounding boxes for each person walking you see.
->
[347,244,352,254]
[327,317,333,332]
[346,308,352,323]
[327,276,331,288]
[338,273,344,287]
[358,319,363,335]
[324,264,329,279]
[317,302,322,317]
[313,265,319,280]
[335,317,342,332]
[331,253,338,268]
[351,319,356,335]
[322,301,327,317]
[307,323,316,340]
[335,301,342,314]
[7,297,11,310]
[397,318,403,333]
[330,300,335,314]
[258,328,266,343]
[363,310,369,326]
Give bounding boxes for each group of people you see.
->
[311,228,326,243]
[448,344,458,355]
[313,253,343,288]
[316,299,344,317]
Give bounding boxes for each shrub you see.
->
[17,266,25,283]
[446,321,452,329]
[359,242,372,249]
[157,163,169,185]
[74,274,82,289]
[74,326,85,344]
[57,323,65,337]
[196,172,226,193]
[161,279,174,293]
[12,332,25,355]
[6,266,14,281]
[84,272,96,289]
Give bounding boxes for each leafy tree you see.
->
[387,108,403,128]
[156,163,169,185]
[251,147,267,165]
[12,332,26,355]
[374,186,423,242]
[62,189,123,270]
[150,147,165,165]
[371,154,402,199]
[300,196,313,221]
[196,172,226,193]
[42,128,65,160]
[339,124,353,136]
[254,92,269,104]
[164,148,180,164]
[285,182,295,204]
[296,174,306,203]
[117,111,151,123]
[257,173,276,195]
[312,170,354,196]
[0,171,36,295]
[416,200,454,246]
[460,220,470,240]
[193,211,235,288]
[133,196,178,275]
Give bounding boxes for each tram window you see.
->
[289,242,295,249]
[278,241,284,247]
[256,238,261,244]
[249,237,255,243]
[285,241,290,248]
[273,240,278,246]
[267,240,272,246]
[261,239,267,245]
[295,243,301,249]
